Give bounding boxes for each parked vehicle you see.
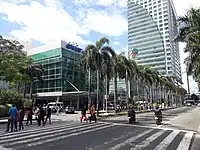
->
[47,102,64,113]
[186,103,192,107]
[65,106,75,114]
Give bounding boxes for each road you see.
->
[0,106,200,150]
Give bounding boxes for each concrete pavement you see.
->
[0,121,197,150]
[0,106,200,150]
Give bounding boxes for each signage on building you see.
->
[130,48,139,58]
[66,43,83,53]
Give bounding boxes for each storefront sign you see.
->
[66,43,82,53]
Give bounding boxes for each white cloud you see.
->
[0,1,91,47]
[173,0,200,16]
[113,41,120,45]
[74,0,127,8]
[82,10,127,36]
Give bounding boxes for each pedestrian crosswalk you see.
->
[0,121,196,150]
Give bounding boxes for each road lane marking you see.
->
[0,124,111,146]
[176,132,193,150]
[130,130,165,150]
[100,122,197,134]
[0,146,13,150]
[86,130,137,150]
[0,122,82,139]
[23,124,115,149]
[108,129,154,150]
[0,122,79,137]
[0,123,106,144]
[153,130,180,150]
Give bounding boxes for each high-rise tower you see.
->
[128,0,181,81]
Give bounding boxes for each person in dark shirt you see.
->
[154,106,162,121]
[45,106,51,124]
[128,105,136,123]
[38,106,46,126]
[26,108,33,125]
[80,107,87,123]
[19,107,25,130]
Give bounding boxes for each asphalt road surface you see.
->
[0,106,200,150]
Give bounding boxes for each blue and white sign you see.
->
[61,40,83,53]
[65,43,82,53]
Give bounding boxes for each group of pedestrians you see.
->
[6,104,52,132]
[80,105,97,123]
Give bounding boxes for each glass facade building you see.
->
[128,0,181,81]
[30,41,86,95]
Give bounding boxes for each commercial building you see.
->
[128,0,181,81]
[27,41,93,109]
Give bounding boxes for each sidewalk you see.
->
[0,106,180,124]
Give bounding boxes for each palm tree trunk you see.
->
[30,83,33,100]
[114,67,117,114]
[88,68,92,109]
[23,84,27,98]
[105,74,108,112]
[96,69,100,113]
[125,70,129,109]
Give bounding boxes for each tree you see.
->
[0,35,31,89]
[25,64,43,99]
[176,8,200,86]
[117,53,138,108]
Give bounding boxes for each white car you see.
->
[197,103,200,107]
[186,103,192,107]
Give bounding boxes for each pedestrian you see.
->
[45,106,51,124]
[19,107,25,130]
[26,108,33,125]
[38,106,46,126]
[6,104,17,132]
[89,105,97,123]
[56,105,60,116]
[80,107,87,123]
[14,110,20,131]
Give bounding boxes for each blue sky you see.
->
[0,0,199,92]
[0,0,128,53]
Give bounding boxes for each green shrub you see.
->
[22,99,32,108]
[0,104,11,117]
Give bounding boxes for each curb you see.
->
[97,106,182,121]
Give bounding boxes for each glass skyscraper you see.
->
[128,0,181,81]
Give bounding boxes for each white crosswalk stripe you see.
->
[176,132,193,150]
[153,130,180,150]
[0,122,115,150]
[108,126,195,150]
[0,122,196,150]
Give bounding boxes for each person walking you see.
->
[45,106,51,124]
[89,105,97,123]
[80,107,87,123]
[19,107,25,130]
[6,104,17,132]
[26,108,33,125]
[38,106,46,126]
[14,110,20,131]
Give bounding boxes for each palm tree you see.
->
[82,37,115,111]
[25,64,43,99]
[176,8,200,87]
[100,51,113,111]
[80,48,97,108]
[102,48,118,113]
[117,53,138,109]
